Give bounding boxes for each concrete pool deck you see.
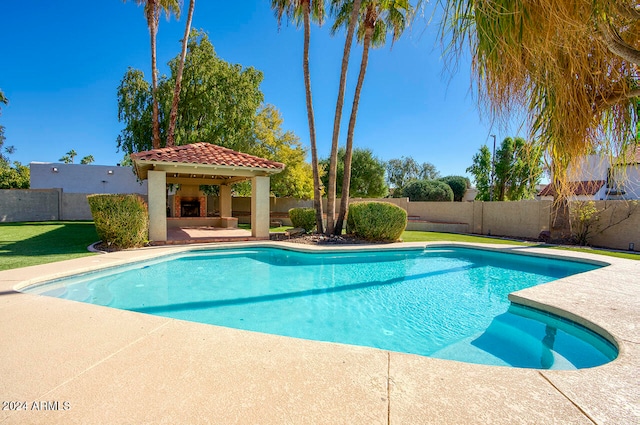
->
[0,242,638,424]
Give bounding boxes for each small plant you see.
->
[87,194,148,249]
[570,201,600,246]
[346,201,407,242]
[288,207,316,233]
[402,180,454,202]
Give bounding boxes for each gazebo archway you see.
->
[131,143,284,242]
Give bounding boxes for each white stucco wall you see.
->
[611,163,640,200]
[568,154,609,181]
[625,164,640,199]
[552,155,640,200]
[30,162,147,194]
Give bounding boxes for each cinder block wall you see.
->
[481,200,551,239]
[0,189,60,222]
[61,193,93,220]
[1,190,637,251]
[575,201,640,251]
[407,201,474,223]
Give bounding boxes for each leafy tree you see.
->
[439,175,470,202]
[0,133,7,164]
[272,0,326,232]
[59,149,78,164]
[320,147,388,198]
[166,0,195,147]
[252,105,314,199]
[117,68,153,153]
[0,91,28,187]
[493,137,543,201]
[117,34,311,198]
[326,0,363,235]
[386,156,439,189]
[402,180,453,202]
[0,91,28,189]
[80,155,95,165]
[466,145,491,201]
[332,0,413,233]
[0,88,13,165]
[0,161,29,189]
[466,137,542,201]
[441,1,640,194]
[125,0,180,149]
[117,30,264,154]
[418,162,440,181]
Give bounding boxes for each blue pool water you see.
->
[24,247,617,369]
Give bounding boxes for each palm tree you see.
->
[272,0,326,233]
[59,149,78,164]
[0,89,10,163]
[80,155,95,165]
[332,0,412,233]
[166,0,195,147]
[125,0,180,149]
[326,0,362,235]
[440,0,640,199]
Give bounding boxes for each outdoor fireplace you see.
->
[180,199,200,217]
[174,195,206,218]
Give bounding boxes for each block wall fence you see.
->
[1,190,637,252]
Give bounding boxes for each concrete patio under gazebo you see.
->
[131,143,284,243]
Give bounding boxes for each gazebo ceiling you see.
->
[130,143,285,183]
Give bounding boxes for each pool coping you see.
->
[1,241,638,424]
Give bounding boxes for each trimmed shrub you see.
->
[288,207,316,233]
[439,175,470,202]
[346,201,407,242]
[87,194,149,249]
[390,186,405,198]
[402,180,454,202]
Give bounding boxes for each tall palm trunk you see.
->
[326,0,362,235]
[148,3,161,149]
[302,2,325,233]
[166,0,195,147]
[335,27,372,234]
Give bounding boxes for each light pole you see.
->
[490,134,496,202]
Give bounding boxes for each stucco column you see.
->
[148,170,167,242]
[251,176,270,239]
[219,184,232,217]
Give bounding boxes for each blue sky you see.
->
[1,1,523,179]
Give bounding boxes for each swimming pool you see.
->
[23,246,617,369]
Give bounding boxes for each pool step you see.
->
[431,314,574,369]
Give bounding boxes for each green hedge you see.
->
[439,175,470,202]
[346,201,407,242]
[87,194,148,249]
[402,180,454,202]
[289,207,316,233]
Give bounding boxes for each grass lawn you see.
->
[268,226,639,260]
[0,221,99,271]
[1,222,636,272]
[548,246,640,261]
[401,230,534,245]
[401,230,640,260]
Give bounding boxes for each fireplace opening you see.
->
[180,200,201,217]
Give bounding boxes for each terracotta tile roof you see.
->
[130,143,285,170]
[608,144,640,164]
[538,180,605,197]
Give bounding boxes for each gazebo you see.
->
[130,143,285,242]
